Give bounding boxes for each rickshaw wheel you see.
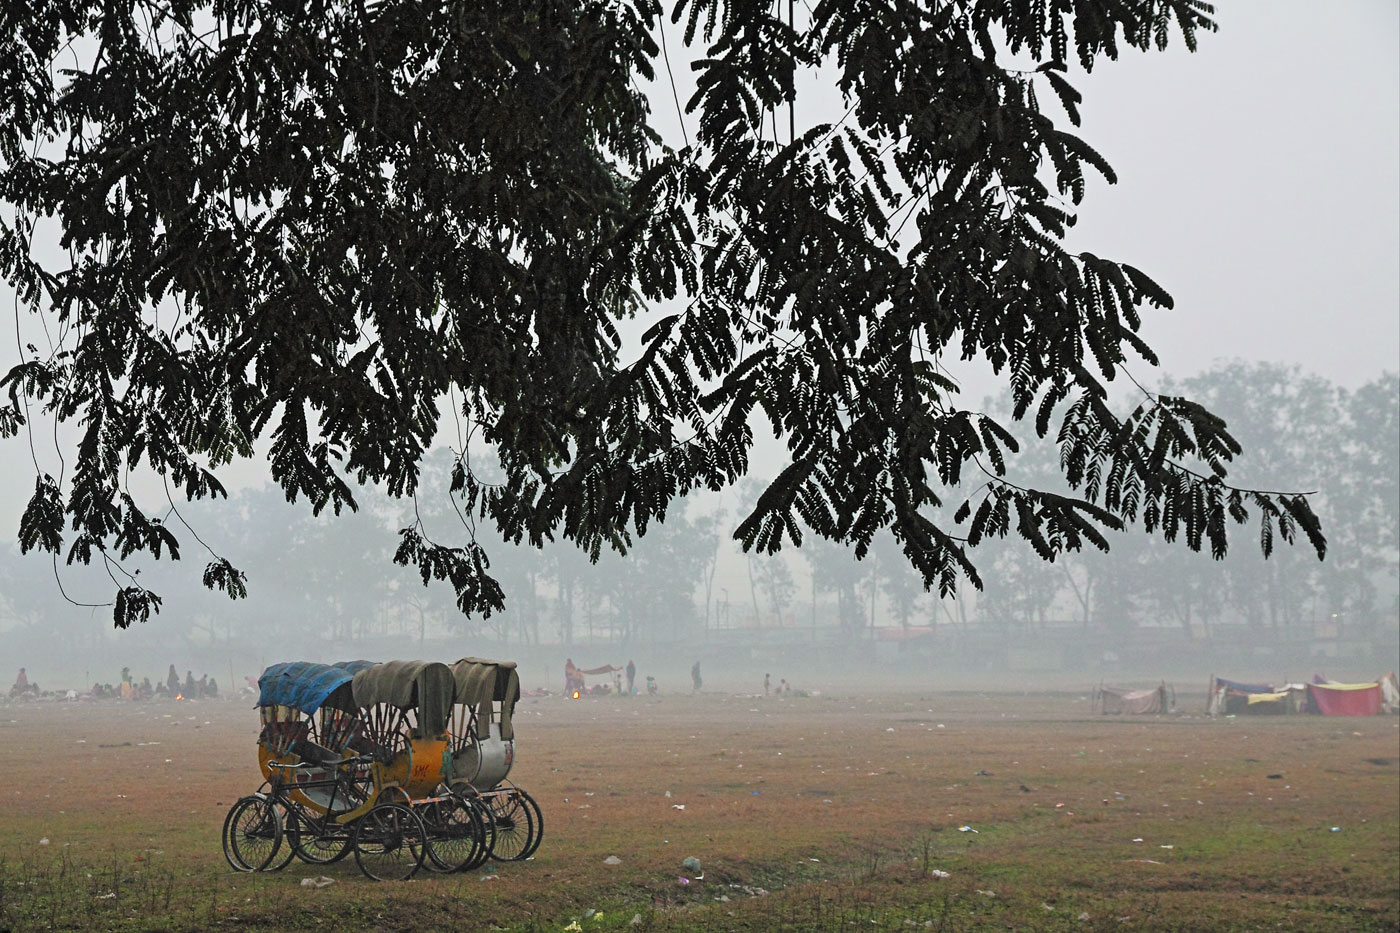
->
[353,802,426,881]
[422,797,485,872]
[449,783,497,870]
[485,790,534,862]
[222,796,282,872]
[284,803,351,865]
[463,796,496,870]
[516,788,545,859]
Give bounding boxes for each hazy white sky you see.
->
[1,0,1396,550]
[1064,0,1399,390]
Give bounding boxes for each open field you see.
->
[0,690,1396,932]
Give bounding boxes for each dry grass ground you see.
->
[0,689,1396,932]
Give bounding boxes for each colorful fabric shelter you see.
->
[1207,676,1306,716]
[1307,681,1383,716]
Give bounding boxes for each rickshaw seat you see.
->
[291,738,341,766]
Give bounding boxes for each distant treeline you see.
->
[1,362,1394,647]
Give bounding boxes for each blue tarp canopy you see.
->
[258,662,356,713]
[1214,677,1275,694]
[333,660,377,675]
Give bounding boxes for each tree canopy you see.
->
[0,0,1325,628]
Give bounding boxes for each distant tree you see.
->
[1,0,1324,628]
[801,535,866,637]
[1161,363,1336,630]
[693,504,728,632]
[872,531,927,633]
[1327,373,1399,627]
[590,510,708,644]
[751,553,797,626]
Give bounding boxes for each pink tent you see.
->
[1307,681,1382,716]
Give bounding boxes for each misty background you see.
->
[1,2,1396,692]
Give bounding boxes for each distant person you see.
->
[167,665,180,695]
[625,659,636,695]
[140,677,153,699]
[12,667,27,695]
[198,674,209,698]
[646,675,658,695]
[206,677,218,698]
[184,671,195,697]
[691,661,702,693]
[779,678,788,694]
[764,673,771,696]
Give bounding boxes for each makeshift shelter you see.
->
[566,662,623,695]
[1380,672,1399,713]
[1307,677,1383,717]
[1095,682,1172,714]
[1206,676,1305,716]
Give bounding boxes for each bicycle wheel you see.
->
[517,787,545,859]
[267,802,298,872]
[485,790,533,862]
[353,802,426,881]
[222,796,282,872]
[422,797,485,873]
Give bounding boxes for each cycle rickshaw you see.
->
[445,657,544,860]
[222,659,491,880]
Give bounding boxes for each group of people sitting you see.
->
[763,673,796,695]
[97,665,221,700]
[11,665,223,701]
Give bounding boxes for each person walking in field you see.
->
[625,659,636,696]
[167,665,180,696]
[691,661,702,694]
[764,673,771,696]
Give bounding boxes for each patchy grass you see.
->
[0,691,1395,931]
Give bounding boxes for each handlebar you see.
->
[268,753,375,772]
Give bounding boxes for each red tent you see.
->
[1307,681,1382,716]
